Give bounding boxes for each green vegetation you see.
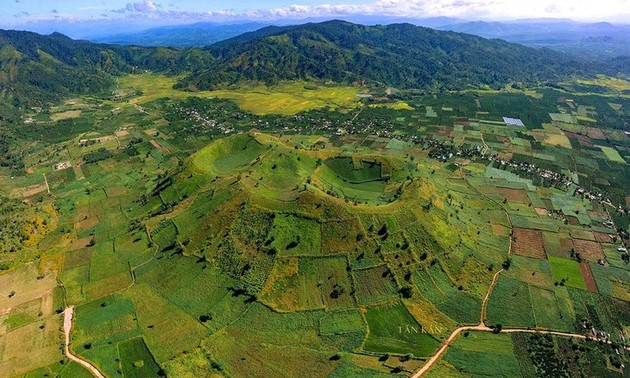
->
[363,302,439,357]
[548,256,587,290]
[182,21,585,90]
[1,20,630,378]
[118,337,162,378]
[442,332,521,377]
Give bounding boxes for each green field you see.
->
[599,146,626,163]
[191,133,267,175]
[363,302,439,357]
[441,332,521,377]
[118,337,162,378]
[486,277,536,328]
[548,256,587,290]
[3,60,630,378]
[325,157,382,183]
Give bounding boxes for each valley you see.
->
[1,69,629,377]
[0,19,629,378]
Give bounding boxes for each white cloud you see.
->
[7,0,630,26]
[369,0,630,20]
[188,0,630,22]
[112,1,161,14]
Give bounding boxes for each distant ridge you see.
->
[178,20,584,90]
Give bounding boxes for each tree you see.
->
[399,286,413,298]
[329,354,341,361]
[400,353,414,362]
[330,284,346,299]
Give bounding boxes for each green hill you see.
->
[0,30,213,107]
[179,20,585,90]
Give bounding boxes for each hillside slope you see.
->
[0,30,214,107]
[178,20,584,90]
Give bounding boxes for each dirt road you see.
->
[63,306,107,378]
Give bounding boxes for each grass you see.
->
[325,157,382,183]
[270,214,322,257]
[529,285,573,331]
[316,165,389,203]
[119,74,364,114]
[598,145,626,163]
[313,156,408,204]
[191,133,267,176]
[319,309,365,335]
[363,302,439,357]
[486,276,536,328]
[548,255,587,290]
[354,265,399,305]
[124,282,210,363]
[369,101,414,110]
[414,266,482,325]
[74,296,139,347]
[261,256,355,311]
[443,332,521,377]
[119,337,162,378]
[50,110,82,121]
[6,82,630,378]
[576,75,630,92]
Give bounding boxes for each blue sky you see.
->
[3,0,630,28]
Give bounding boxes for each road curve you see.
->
[411,325,627,377]
[63,306,107,378]
[411,324,489,377]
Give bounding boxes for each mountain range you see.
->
[1,19,627,112]
[84,18,630,61]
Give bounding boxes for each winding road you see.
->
[410,323,623,378]
[63,306,107,378]
[410,167,626,377]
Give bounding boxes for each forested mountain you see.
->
[0,30,213,107]
[2,20,625,109]
[0,29,211,169]
[177,20,586,90]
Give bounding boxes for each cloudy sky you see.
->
[3,0,630,27]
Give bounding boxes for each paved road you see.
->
[63,307,107,378]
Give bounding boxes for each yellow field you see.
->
[544,133,572,149]
[369,101,414,110]
[50,110,81,121]
[0,264,62,377]
[118,73,365,115]
[577,75,630,92]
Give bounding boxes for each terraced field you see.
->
[2,75,629,378]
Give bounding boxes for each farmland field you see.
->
[119,74,364,114]
[118,337,161,378]
[363,302,439,357]
[548,256,587,290]
[1,42,630,378]
[513,228,546,259]
[441,332,521,377]
[486,277,536,328]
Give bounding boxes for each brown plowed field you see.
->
[497,187,530,204]
[572,239,605,261]
[580,262,598,293]
[513,228,546,259]
[594,232,614,244]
